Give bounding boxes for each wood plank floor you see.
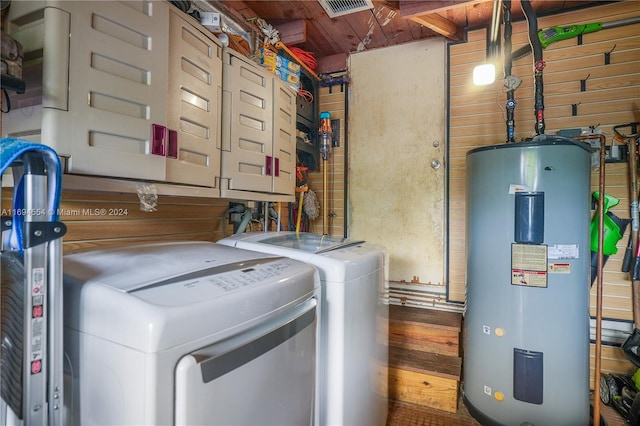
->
[387,394,629,426]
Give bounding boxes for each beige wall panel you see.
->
[348,38,446,284]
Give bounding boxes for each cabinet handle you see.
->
[221,89,231,152]
[274,157,280,177]
[167,129,178,159]
[265,155,272,176]
[152,124,166,156]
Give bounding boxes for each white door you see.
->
[348,39,447,288]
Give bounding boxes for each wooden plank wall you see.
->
[448,1,640,382]
[307,83,347,237]
[1,189,246,252]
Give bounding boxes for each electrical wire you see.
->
[298,88,314,102]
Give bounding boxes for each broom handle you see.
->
[631,134,640,326]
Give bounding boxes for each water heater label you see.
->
[548,244,579,259]
[548,263,571,273]
[508,184,532,194]
[511,244,548,287]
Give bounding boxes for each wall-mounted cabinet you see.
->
[3,1,171,181]
[3,1,295,201]
[220,49,296,201]
[3,2,224,191]
[166,10,223,189]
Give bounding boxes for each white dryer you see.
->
[62,241,320,425]
[217,232,388,426]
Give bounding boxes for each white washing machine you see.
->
[61,241,320,425]
[217,232,388,426]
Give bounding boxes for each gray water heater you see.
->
[464,139,592,425]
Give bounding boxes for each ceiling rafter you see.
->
[397,0,482,40]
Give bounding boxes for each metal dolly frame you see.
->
[1,140,66,425]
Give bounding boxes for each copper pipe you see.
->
[574,133,606,425]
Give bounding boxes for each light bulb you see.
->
[473,63,496,86]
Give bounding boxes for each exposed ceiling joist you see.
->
[216,0,604,66]
[398,0,482,17]
[397,0,479,40]
[408,13,463,40]
[276,20,307,45]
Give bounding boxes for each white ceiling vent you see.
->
[318,0,374,18]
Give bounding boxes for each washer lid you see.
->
[63,241,319,352]
[218,232,386,282]
[258,233,364,253]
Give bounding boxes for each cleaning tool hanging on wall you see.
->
[616,123,640,368]
[621,123,640,274]
[512,16,640,60]
[319,112,333,235]
[589,192,629,285]
[303,190,320,221]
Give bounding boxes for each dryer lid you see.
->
[63,241,282,293]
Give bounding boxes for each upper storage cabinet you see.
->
[220,49,296,201]
[166,10,222,188]
[3,1,223,190]
[4,1,170,181]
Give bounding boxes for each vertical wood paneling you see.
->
[448,1,640,311]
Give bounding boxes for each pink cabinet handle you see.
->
[152,124,166,156]
[265,155,273,176]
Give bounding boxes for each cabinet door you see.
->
[42,1,169,180]
[272,80,296,195]
[220,49,274,195]
[166,11,222,188]
[41,0,169,181]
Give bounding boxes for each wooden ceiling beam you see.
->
[276,20,307,45]
[316,53,348,74]
[396,0,478,40]
[397,0,484,18]
[409,13,463,40]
